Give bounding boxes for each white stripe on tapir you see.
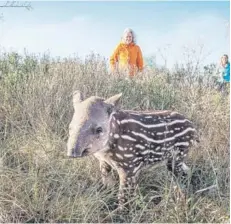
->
[114,134,120,139]
[120,118,191,128]
[121,119,165,128]
[135,144,145,150]
[140,150,150,155]
[121,135,137,142]
[150,151,163,155]
[145,116,153,118]
[157,131,170,135]
[133,162,144,174]
[115,153,123,159]
[124,154,134,158]
[118,145,125,151]
[131,127,195,144]
[162,145,174,151]
[175,142,190,146]
[133,157,142,162]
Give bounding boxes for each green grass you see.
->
[0,52,230,223]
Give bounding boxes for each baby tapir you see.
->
[67,91,198,208]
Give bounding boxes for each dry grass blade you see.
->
[0,51,229,223]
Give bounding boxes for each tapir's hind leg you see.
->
[167,147,190,177]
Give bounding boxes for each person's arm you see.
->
[136,46,144,71]
[226,63,230,77]
[110,44,120,72]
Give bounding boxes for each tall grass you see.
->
[0,51,229,223]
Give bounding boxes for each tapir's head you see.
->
[67,91,122,158]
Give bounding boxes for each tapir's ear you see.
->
[104,93,122,107]
[73,90,83,107]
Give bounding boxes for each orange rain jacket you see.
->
[110,42,144,77]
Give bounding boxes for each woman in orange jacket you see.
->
[110,28,144,77]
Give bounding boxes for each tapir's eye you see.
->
[95,127,103,134]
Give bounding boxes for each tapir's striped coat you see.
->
[67,91,198,209]
[108,110,196,174]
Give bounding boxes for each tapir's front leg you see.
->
[99,160,115,188]
[117,168,138,210]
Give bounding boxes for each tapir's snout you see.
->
[67,148,81,158]
[67,146,90,158]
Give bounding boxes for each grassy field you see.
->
[0,52,230,223]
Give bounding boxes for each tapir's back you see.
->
[108,110,197,165]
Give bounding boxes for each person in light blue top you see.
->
[217,54,230,93]
[220,54,230,81]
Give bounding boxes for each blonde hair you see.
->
[121,28,137,44]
